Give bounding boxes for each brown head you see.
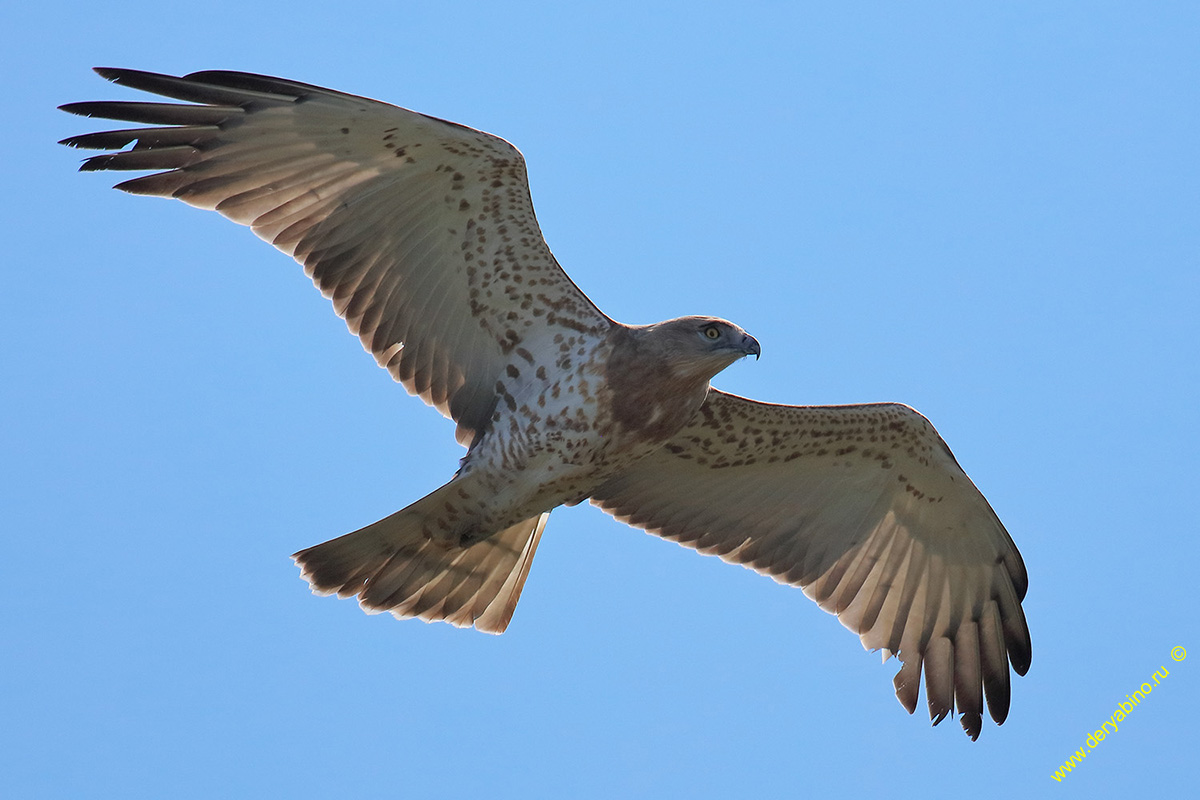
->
[635,316,761,382]
[603,316,761,440]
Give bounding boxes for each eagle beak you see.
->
[742,333,761,361]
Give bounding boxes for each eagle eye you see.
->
[703,325,721,340]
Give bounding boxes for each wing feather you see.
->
[590,389,1030,739]
[62,67,613,446]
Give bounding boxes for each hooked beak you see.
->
[741,333,761,361]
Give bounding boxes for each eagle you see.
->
[61,68,1031,740]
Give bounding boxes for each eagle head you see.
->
[641,316,761,381]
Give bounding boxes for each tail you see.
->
[293,485,549,634]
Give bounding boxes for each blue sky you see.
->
[4,2,1197,797]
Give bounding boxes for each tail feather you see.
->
[473,512,547,632]
[293,490,549,634]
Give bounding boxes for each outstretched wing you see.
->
[590,389,1030,740]
[61,68,612,445]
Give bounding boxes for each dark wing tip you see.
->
[960,712,982,741]
[87,67,317,103]
[182,70,321,99]
[986,685,1012,725]
[1010,621,1033,677]
[58,101,99,118]
[94,66,129,82]
[1011,638,1033,677]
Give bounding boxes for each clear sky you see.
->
[4,2,1197,797]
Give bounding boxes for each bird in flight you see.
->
[62,68,1030,739]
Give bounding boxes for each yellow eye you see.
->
[704,326,720,340]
